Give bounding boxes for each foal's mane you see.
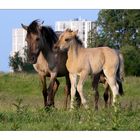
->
[66,29,83,46]
[28,20,58,49]
[75,36,83,46]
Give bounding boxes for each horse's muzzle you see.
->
[29,54,38,64]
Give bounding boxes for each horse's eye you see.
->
[36,37,40,41]
[65,38,70,42]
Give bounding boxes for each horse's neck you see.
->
[42,45,54,61]
[41,45,58,71]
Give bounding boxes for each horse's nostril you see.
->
[31,56,35,61]
[29,55,37,64]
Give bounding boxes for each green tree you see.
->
[121,46,140,76]
[87,24,97,48]
[97,10,140,48]
[9,52,23,72]
[9,46,34,72]
[22,46,34,72]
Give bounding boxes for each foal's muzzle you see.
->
[53,44,60,52]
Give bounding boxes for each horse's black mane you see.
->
[28,20,58,49]
[41,26,58,48]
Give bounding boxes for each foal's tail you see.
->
[116,51,125,96]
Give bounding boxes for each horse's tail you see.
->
[116,51,125,96]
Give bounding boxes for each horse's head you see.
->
[21,20,44,64]
[54,29,78,52]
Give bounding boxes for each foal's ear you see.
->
[21,24,28,30]
[73,30,78,36]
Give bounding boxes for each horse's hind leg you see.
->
[92,74,100,110]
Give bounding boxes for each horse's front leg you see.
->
[47,72,57,106]
[39,75,48,107]
[51,79,60,106]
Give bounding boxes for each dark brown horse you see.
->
[21,20,80,108]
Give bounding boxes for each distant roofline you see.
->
[56,18,95,22]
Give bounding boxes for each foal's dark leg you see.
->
[92,74,100,110]
[103,81,110,108]
[64,75,71,109]
[40,75,48,107]
[75,91,81,108]
[108,87,112,107]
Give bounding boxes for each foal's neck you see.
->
[68,39,82,57]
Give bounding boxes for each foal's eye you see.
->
[65,38,70,42]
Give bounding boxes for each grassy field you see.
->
[0,72,140,130]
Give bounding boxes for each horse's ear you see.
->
[41,21,44,25]
[21,24,28,30]
[38,21,44,30]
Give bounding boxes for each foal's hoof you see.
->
[84,104,89,109]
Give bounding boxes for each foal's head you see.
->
[54,29,78,51]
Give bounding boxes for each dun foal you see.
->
[54,29,124,109]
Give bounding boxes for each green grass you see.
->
[0,72,140,130]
